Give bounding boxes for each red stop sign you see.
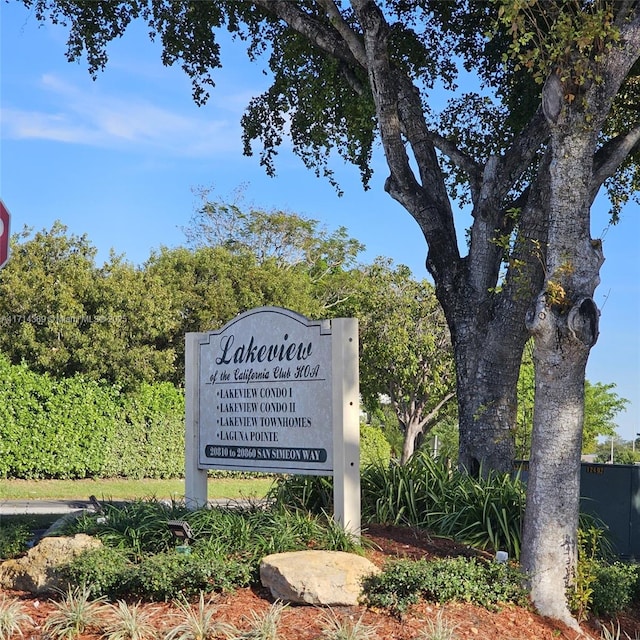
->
[0,200,10,269]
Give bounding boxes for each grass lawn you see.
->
[0,476,275,501]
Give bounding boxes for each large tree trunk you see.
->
[521,85,605,628]
[520,9,639,616]
[437,174,550,476]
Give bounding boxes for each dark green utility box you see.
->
[579,463,640,560]
[515,462,640,560]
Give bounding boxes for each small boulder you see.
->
[0,534,101,594]
[260,550,379,606]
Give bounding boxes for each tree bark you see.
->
[523,136,603,627]
[520,9,640,621]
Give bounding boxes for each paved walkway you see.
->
[0,500,98,515]
[0,498,264,515]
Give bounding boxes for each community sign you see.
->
[191,307,338,474]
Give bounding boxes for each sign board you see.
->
[0,200,10,269]
[197,307,333,473]
[185,307,360,534]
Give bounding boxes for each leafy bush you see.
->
[360,423,392,468]
[360,558,430,614]
[0,520,32,560]
[59,544,252,601]
[361,556,527,616]
[58,547,134,600]
[127,551,253,601]
[0,354,186,480]
[590,562,640,616]
[273,453,526,559]
[101,382,185,479]
[0,355,119,479]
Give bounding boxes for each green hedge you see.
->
[0,356,119,478]
[101,382,185,479]
[0,355,184,479]
[0,354,390,481]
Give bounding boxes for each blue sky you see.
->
[1,2,639,441]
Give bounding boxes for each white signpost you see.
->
[185,307,360,535]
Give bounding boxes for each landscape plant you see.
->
[360,556,528,617]
[65,497,190,558]
[590,561,640,618]
[318,609,378,640]
[414,608,459,640]
[58,547,134,600]
[58,501,360,601]
[100,599,161,640]
[42,585,107,639]
[165,592,234,640]
[429,466,525,559]
[0,595,33,640]
[0,517,34,560]
[231,600,287,640]
[360,455,442,528]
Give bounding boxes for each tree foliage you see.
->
[345,259,456,463]
[0,223,177,389]
[183,190,364,311]
[0,217,341,387]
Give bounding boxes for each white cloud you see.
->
[2,73,245,157]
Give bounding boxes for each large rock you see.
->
[260,550,380,606]
[0,534,102,594]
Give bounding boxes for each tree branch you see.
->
[316,0,367,66]
[417,391,456,431]
[592,125,640,195]
[251,0,363,70]
[427,130,483,199]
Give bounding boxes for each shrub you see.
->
[0,356,119,479]
[60,500,361,601]
[361,556,527,616]
[360,558,430,614]
[360,423,392,469]
[57,547,134,600]
[591,562,640,617]
[127,551,252,601]
[0,521,32,560]
[101,382,185,479]
[0,355,187,480]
